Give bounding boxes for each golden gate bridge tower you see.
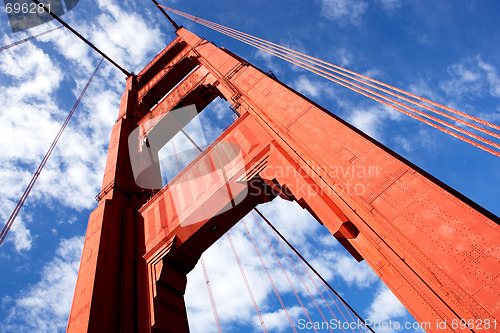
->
[65,9,499,333]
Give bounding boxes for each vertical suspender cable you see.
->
[250,213,319,333]
[0,58,104,247]
[290,248,349,333]
[227,233,268,333]
[241,219,298,333]
[253,208,376,333]
[200,257,223,333]
[252,212,337,333]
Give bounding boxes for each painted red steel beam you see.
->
[173,27,499,331]
[67,27,500,333]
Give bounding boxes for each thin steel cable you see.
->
[0,58,104,246]
[253,208,376,333]
[31,0,130,76]
[290,249,348,333]
[227,233,268,333]
[252,211,335,333]
[250,213,319,333]
[258,210,358,333]
[242,219,298,333]
[162,5,500,134]
[201,256,223,333]
[0,25,63,52]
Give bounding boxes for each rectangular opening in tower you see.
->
[156,97,237,187]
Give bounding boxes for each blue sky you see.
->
[0,0,499,332]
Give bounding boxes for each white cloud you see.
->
[310,250,378,288]
[440,56,500,99]
[0,236,84,332]
[477,57,500,98]
[293,75,323,98]
[320,0,368,26]
[365,283,408,333]
[336,48,352,67]
[255,49,281,74]
[393,135,413,152]
[441,62,482,97]
[0,0,166,251]
[258,306,303,332]
[292,75,336,100]
[347,104,401,140]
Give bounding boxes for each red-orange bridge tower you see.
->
[66,28,499,333]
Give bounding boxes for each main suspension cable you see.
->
[194,18,500,143]
[161,5,500,158]
[163,5,500,133]
[0,58,104,247]
[193,21,500,155]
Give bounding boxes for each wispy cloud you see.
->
[477,57,500,98]
[365,283,409,333]
[440,56,500,99]
[346,104,402,140]
[0,236,84,332]
[320,0,368,26]
[292,75,335,100]
[0,0,165,251]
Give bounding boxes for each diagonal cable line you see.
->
[31,0,130,76]
[251,212,319,333]
[0,25,63,52]
[0,58,104,247]
[253,208,376,333]
[227,232,268,333]
[252,211,332,333]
